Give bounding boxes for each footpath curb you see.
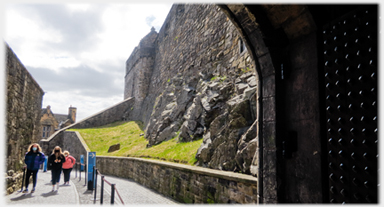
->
[71,171,114,205]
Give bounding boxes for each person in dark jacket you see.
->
[23,143,46,193]
[48,146,65,192]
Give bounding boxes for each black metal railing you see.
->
[91,166,124,205]
[74,162,88,186]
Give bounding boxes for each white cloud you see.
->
[5,9,62,44]
[4,3,172,120]
[5,7,70,71]
[66,3,92,12]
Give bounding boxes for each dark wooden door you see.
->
[323,6,377,203]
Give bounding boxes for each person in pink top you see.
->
[62,150,76,185]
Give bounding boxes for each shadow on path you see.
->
[10,193,33,201]
[83,190,93,195]
[41,191,58,197]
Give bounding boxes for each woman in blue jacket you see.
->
[23,143,46,193]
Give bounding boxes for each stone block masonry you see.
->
[97,156,258,204]
[125,4,256,126]
[40,130,90,165]
[5,43,44,194]
[124,4,259,175]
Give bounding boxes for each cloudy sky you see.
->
[2,1,382,122]
[3,2,173,121]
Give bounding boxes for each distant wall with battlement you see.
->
[39,97,135,159]
[68,97,135,129]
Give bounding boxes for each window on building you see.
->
[239,38,247,54]
[42,126,51,138]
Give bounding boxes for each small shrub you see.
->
[220,76,227,83]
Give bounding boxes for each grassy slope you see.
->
[67,121,203,165]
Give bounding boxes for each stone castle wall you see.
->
[124,4,258,174]
[68,97,135,129]
[5,43,44,194]
[39,98,134,158]
[97,156,258,204]
[124,29,157,102]
[40,130,89,165]
[62,131,90,162]
[125,4,255,125]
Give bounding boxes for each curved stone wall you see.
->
[97,155,257,204]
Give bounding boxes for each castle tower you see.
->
[68,105,77,123]
[124,27,158,100]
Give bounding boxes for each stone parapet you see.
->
[39,98,134,161]
[40,130,90,164]
[96,156,258,204]
[69,97,135,129]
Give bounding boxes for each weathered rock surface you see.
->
[6,170,25,195]
[125,4,259,175]
[144,66,259,173]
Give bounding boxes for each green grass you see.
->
[210,75,227,83]
[67,121,203,165]
[210,76,218,81]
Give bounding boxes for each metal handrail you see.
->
[74,162,87,186]
[93,167,125,205]
[72,157,125,204]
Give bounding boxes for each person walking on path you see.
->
[62,150,76,185]
[23,143,46,193]
[48,146,65,192]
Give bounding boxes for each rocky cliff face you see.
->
[145,68,258,174]
[125,4,259,175]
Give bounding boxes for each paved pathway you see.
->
[6,169,177,205]
[6,169,79,205]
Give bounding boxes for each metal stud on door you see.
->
[323,6,377,203]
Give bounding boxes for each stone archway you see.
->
[218,4,319,204]
[219,4,377,204]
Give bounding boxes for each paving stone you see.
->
[5,169,177,205]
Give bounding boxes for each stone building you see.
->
[40,105,77,139]
[123,4,377,204]
[5,43,44,194]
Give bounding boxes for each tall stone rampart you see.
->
[124,4,258,174]
[126,4,255,125]
[124,28,157,121]
[5,43,44,194]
